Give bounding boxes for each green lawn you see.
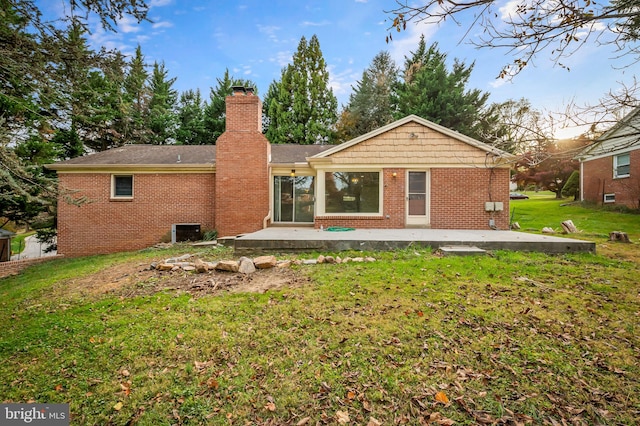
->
[10,231,36,255]
[1,198,639,425]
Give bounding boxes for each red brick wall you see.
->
[0,256,63,278]
[315,167,511,230]
[214,91,270,237]
[431,167,510,230]
[582,150,640,209]
[57,173,215,257]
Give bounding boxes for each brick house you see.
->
[578,106,640,209]
[48,86,515,257]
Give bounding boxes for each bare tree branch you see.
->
[387,0,640,78]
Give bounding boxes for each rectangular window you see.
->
[112,175,133,198]
[614,153,630,178]
[604,193,615,203]
[324,172,380,213]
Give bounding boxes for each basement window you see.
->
[614,153,630,178]
[112,175,133,199]
[604,193,615,203]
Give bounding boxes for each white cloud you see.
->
[271,50,293,67]
[499,0,521,20]
[258,25,282,43]
[152,21,174,29]
[117,15,141,33]
[388,20,439,65]
[149,0,173,7]
[301,20,330,27]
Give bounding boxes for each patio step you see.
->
[439,245,487,256]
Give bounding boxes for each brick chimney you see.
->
[214,87,271,237]
[225,86,262,132]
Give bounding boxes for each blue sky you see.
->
[44,0,636,137]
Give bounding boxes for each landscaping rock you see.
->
[194,258,209,273]
[324,255,336,264]
[165,254,192,263]
[216,260,239,272]
[238,257,256,274]
[365,256,376,262]
[156,263,174,271]
[254,255,277,269]
[183,265,196,272]
[317,254,325,264]
[303,259,317,265]
[276,260,292,268]
[542,227,555,234]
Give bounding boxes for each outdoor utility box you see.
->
[171,224,201,244]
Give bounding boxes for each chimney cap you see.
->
[232,86,246,95]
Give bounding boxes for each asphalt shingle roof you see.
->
[53,145,216,166]
[50,143,334,167]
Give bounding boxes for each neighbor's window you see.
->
[604,193,615,203]
[112,175,133,198]
[614,153,630,178]
[324,172,380,213]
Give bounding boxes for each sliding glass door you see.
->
[273,176,314,223]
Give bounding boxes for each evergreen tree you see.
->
[337,51,397,142]
[123,45,150,144]
[203,69,255,144]
[394,37,491,141]
[148,61,178,144]
[265,35,338,145]
[176,89,207,145]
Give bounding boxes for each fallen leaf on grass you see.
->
[54,384,63,392]
[296,417,311,425]
[335,410,349,424]
[424,412,455,425]
[435,391,449,404]
[264,402,276,411]
[346,390,356,400]
[367,417,382,426]
[206,377,219,389]
[113,402,123,411]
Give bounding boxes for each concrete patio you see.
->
[230,227,596,254]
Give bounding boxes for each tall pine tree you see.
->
[394,37,491,141]
[148,61,178,144]
[265,35,337,145]
[123,45,150,144]
[203,69,255,144]
[337,51,397,142]
[176,89,207,145]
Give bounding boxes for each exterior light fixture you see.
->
[392,172,397,178]
[290,169,295,177]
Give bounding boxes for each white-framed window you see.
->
[112,175,133,199]
[614,153,630,178]
[604,193,616,203]
[322,171,381,214]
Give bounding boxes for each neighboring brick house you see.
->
[578,106,640,209]
[48,86,515,257]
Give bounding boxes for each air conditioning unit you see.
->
[171,223,201,244]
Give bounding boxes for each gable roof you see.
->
[578,106,640,161]
[310,115,514,160]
